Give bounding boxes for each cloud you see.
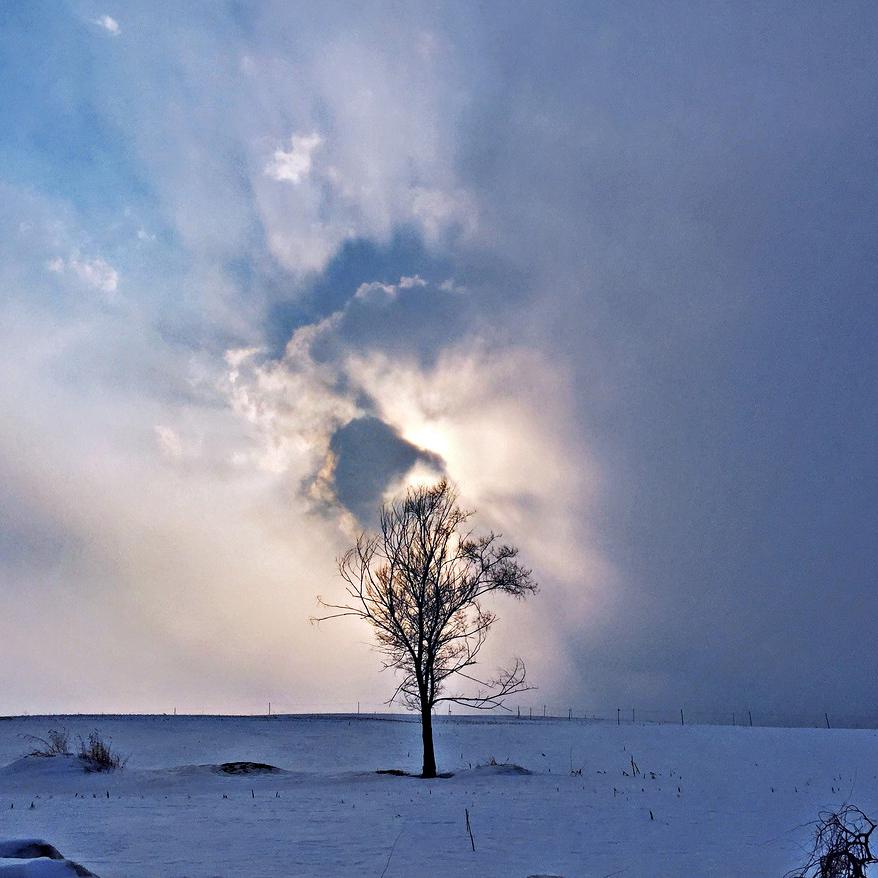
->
[0,210,377,712]
[2,2,876,719]
[94,15,120,36]
[154,425,184,460]
[409,186,478,242]
[353,281,397,304]
[264,132,322,184]
[220,275,469,495]
[70,255,119,293]
[217,275,610,691]
[61,12,480,282]
[326,416,444,524]
[352,276,427,304]
[47,254,119,295]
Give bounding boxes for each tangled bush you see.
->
[23,727,126,772]
[787,805,876,878]
[77,730,126,772]
[25,728,71,757]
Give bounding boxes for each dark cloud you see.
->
[447,2,878,717]
[264,229,454,356]
[328,416,443,524]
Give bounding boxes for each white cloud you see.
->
[439,278,466,294]
[354,275,426,304]
[0,250,375,712]
[154,425,184,460]
[81,15,481,280]
[70,255,118,293]
[410,187,479,242]
[353,281,397,303]
[243,31,481,276]
[264,132,322,184]
[46,254,119,295]
[95,15,121,36]
[223,329,360,479]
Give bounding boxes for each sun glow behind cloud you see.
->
[353,348,613,642]
[213,280,612,697]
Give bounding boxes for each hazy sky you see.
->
[1,2,876,722]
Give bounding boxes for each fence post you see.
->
[748,710,753,727]
[632,708,635,724]
[568,708,572,720]
[680,708,684,726]
[617,708,620,726]
[825,712,831,729]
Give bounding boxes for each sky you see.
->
[1,1,876,723]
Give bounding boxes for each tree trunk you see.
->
[420,701,437,778]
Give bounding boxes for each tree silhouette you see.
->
[316,479,537,777]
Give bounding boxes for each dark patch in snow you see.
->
[214,762,282,775]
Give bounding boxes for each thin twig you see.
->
[379,827,404,878]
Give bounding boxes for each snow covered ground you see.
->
[0,714,876,876]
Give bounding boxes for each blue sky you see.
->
[1,1,876,720]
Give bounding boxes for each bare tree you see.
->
[316,479,538,778]
[787,805,876,878]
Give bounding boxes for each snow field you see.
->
[0,715,875,877]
